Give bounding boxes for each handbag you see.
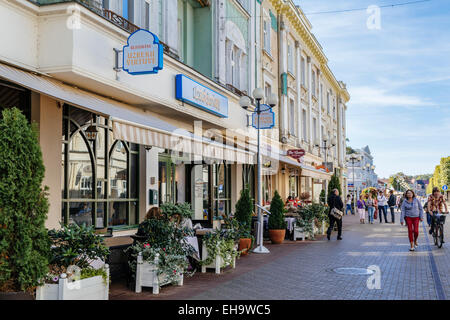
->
[330,207,344,220]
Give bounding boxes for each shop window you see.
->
[61,105,139,228]
[213,164,231,218]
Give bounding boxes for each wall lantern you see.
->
[85,123,98,142]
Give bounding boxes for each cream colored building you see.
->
[0,0,349,237]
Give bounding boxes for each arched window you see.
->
[61,105,139,228]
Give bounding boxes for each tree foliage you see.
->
[234,186,253,233]
[0,108,50,292]
[327,174,342,199]
[268,191,287,230]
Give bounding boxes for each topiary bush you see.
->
[0,107,51,293]
[327,174,342,199]
[268,191,287,230]
[234,186,253,236]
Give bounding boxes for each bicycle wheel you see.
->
[433,225,438,245]
[436,225,443,248]
[437,225,444,248]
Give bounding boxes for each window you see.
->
[265,83,271,99]
[312,70,316,97]
[289,99,295,136]
[213,164,232,218]
[320,83,323,107]
[313,118,317,143]
[301,57,306,86]
[333,97,336,120]
[288,44,293,74]
[61,105,139,228]
[264,20,271,54]
[302,109,307,141]
[327,91,330,114]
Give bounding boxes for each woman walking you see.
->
[377,190,388,223]
[327,189,344,241]
[357,195,366,224]
[400,189,424,251]
[345,195,352,215]
[366,194,375,224]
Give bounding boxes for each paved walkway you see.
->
[110,211,450,300]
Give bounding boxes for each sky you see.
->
[295,0,450,178]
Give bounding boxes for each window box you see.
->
[135,253,184,295]
[36,265,110,300]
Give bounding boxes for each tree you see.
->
[327,174,342,199]
[319,189,326,204]
[0,108,50,293]
[268,191,287,230]
[234,187,254,233]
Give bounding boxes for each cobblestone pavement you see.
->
[110,211,450,300]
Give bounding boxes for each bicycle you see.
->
[431,213,447,248]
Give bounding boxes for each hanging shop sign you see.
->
[175,74,228,118]
[287,149,306,163]
[123,29,163,75]
[251,104,275,129]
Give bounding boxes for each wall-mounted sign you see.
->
[287,149,306,163]
[252,104,275,129]
[123,29,163,75]
[175,74,228,118]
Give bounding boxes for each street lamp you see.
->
[314,136,336,195]
[239,88,278,254]
[348,154,362,214]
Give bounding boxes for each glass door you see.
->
[158,154,176,204]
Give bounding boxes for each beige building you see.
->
[0,0,349,239]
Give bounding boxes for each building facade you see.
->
[346,146,378,196]
[0,0,349,234]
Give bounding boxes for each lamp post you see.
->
[239,89,278,254]
[314,136,337,195]
[348,153,362,214]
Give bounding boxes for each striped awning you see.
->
[0,62,254,164]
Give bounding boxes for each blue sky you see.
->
[295,0,450,178]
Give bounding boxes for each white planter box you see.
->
[293,226,306,241]
[135,253,183,295]
[201,243,237,274]
[36,265,109,300]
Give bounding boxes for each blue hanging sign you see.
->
[175,74,228,118]
[252,104,275,129]
[443,185,448,191]
[123,29,163,75]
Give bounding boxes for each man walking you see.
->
[387,190,396,224]
[377,190,388,223]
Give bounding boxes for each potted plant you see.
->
[234,187,254,255]
[126,207,196,294]
[296,205,315,239]
[200,216,240,274]
[36,223,110,300]
[268,191,287,244]
[0,108,51,300]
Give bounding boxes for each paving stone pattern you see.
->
[110,211,450,300]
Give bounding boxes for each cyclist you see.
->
[428,187,448,241]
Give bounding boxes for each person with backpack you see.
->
[387,190,397,224]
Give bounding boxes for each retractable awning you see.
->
[0,62,253,163]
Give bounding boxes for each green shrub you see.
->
[48,223,110,269]
[327,174,342,199]
[268,191,287,230]
[0,108,51,293]
[234,187,253,234]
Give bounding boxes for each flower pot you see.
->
[0,291,34,300]
[269,229,285,244]
[238,238,252,255]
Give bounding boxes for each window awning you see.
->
[0,62,253,163]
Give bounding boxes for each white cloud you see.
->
[348,86,435,108]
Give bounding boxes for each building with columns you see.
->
[0,0,349,237]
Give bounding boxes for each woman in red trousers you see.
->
[400,189,424,251]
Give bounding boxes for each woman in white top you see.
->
[377,190,388,223]
[345,195,352,215]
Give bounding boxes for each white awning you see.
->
[300,165,332,180]
[0,62,253,163]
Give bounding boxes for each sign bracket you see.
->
[113,48,123,80]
